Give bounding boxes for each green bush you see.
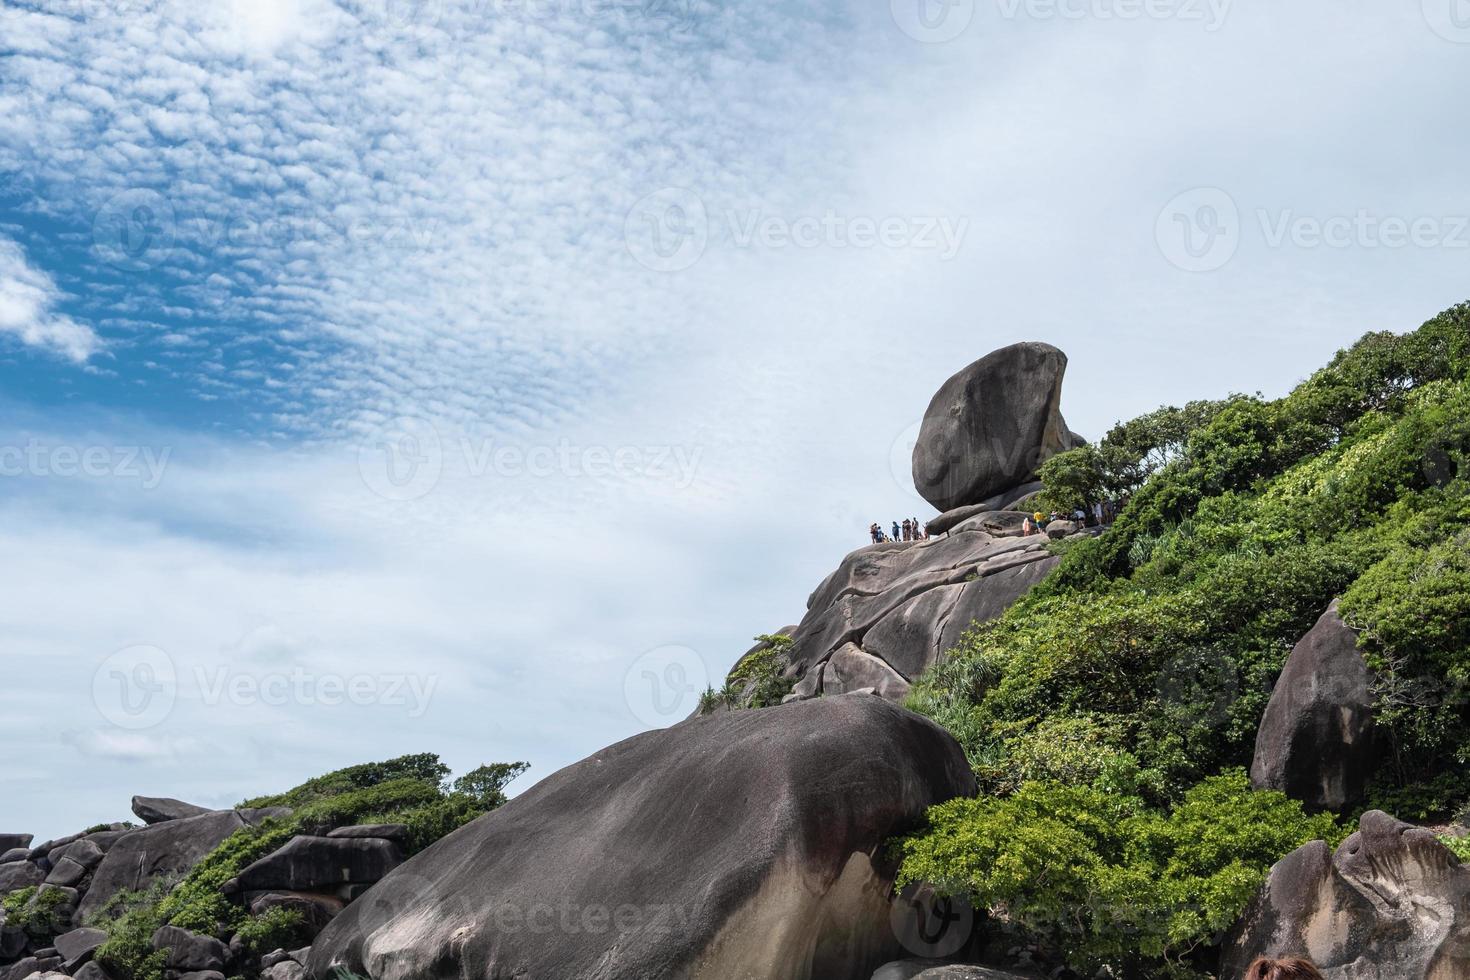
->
[893,771,1341,977]
[232,905,311,957]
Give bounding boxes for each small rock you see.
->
[1042,519,1076,540]
[150,927,227,974]
[51,841,104,872]
[260,963,305,980]
[54,928,107,971]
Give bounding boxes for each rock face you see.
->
[774,530,1060,701]
[911,343,1083,513]
[1250,602,1376,812]
[131,796,215,825]
[1222,810,1470,979]
[310,695,976,980]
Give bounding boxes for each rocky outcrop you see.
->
[0,838,30,855]
[770,530,1062,701]
[1250,602,1376,812]
[79,808,291,918]
[911,343,1083,512]
[130,797,214,826]
[309,695,976,980]
[1222,810,1470,979]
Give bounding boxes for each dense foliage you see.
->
[93,753,527,980]
[893,771,1341,976]
[901,306,1470,976]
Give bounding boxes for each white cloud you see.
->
[0,234,102,362]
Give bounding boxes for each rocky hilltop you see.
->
[6,313,1470,980]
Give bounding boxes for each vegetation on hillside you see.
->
[898,306,1470,977]
[92,753,528,980]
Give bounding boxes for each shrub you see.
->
[892,771,1341,977]
[232,905,311,957]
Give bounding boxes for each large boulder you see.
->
[80,809,288,918]
[1250,602,1376,812]
[911,343,1083,512]
[226,837,403,895]
[0,835,31,854]
[309,695,976,980]
[0,859,44,893]
[131,797,214,825]
[152,926,228,973]
[1222,810,1470,979]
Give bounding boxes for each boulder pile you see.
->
[0,795,407,980]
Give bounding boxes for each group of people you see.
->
[1021,496,1129,536]
[868,518,930,544]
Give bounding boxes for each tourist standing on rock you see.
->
[1244,958,1325,980]
[869,523,882,544]
[892,520,900,541]
[901,518,911,541]
[1022,514,1035,535]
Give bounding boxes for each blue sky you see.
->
[3,0,1470,839]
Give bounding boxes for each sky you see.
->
[2,0,1469,840]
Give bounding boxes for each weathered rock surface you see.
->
[911,343,1083,512]
[1250,602,1376,812]
[227,837,402,895]
[152,926,229,974]
[1222,810,1470,979]
[80,809,288,918]
[873,965,1034,980]
[131,797,214,825]
[767,530,1057,701]
[310,695,976,980]
[325,826,409,847]
[53,928,106,971]
[0,837,30,855]
[0,861,44,893]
